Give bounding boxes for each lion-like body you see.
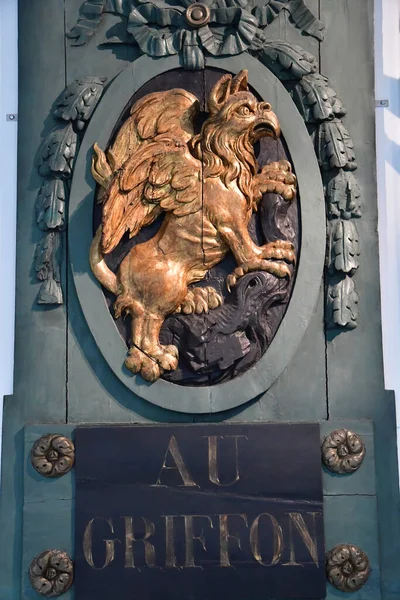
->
[90,70,297,382]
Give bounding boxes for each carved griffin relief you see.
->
[90,70,297,382]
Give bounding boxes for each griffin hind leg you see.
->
[141,316,178,372]
[175,286,223,315]
[125,346,162,383]
[125,312,179,382]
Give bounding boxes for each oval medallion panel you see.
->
[69,54,325,413]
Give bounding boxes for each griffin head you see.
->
[190,70,281,205]
[207,69,281,144]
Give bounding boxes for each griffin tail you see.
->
[92,143,116,190]
[89,226,119,295]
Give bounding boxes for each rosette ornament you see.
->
[326,544,370,592]
[127,0,259,70]
[321,429,365,475]
[31,434,75,478]
[29,550,74,597]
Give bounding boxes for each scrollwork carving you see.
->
[34,77,107,304]
[326,544,370,592]
[322,429,366,474]
[31,434,75,477]
[29,550,73,597]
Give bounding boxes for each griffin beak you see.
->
[252,109,281,142]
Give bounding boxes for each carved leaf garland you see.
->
[34,232,63,305]
[36,179,65,231]
[329,219,360,275]
[258,41,318,81]
[327,276,359,330]
[271,41,362,329]
[54,76,107,130]
[37,124,77,178]
[292,74,346,123]
[315,120,357,171]
[326,170,361,220]
[34,76,107,304]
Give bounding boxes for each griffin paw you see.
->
[125,347,162,382]
[226,258,291,291]
[259,160,297,200]
[151,346,179,371]
[261,240,296,263]
[177,286,223,314]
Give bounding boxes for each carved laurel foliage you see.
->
[260,41,362,330]
[34,77,107,305]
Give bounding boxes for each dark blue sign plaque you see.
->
[74,424,325,599]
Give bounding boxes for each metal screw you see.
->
[375,100,389,108]
[6,113,17,121]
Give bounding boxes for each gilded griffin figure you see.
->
[90,70,297,382]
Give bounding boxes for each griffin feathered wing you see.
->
[98,89,202,254]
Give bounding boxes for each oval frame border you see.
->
[69,53,325,414]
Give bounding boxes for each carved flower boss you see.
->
[127,0,259,69]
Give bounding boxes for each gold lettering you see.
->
[163,515,178,568]
[83,518,117,570]
[250,513,283,566]
[219,514,248,567]
[282,512,319,567]
[154,436,197,487]
[124,516,157,568]
[206,436,246,486]
[184,515,213,568]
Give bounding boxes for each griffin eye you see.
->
[237,105,252,117]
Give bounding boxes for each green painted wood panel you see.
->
[1,1,398,598]
[0,1,68,598]
[320,2,400,597]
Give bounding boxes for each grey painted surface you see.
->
[0,1,399,599]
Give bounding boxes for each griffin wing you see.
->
[93,88,202,254]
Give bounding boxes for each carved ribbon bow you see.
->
[127,0,259,70]
[68,0,325,70]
